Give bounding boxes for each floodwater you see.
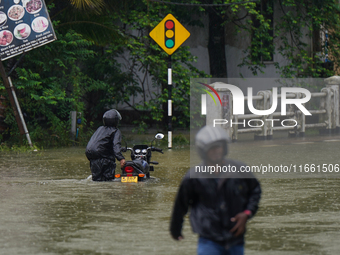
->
[1,132,340,255]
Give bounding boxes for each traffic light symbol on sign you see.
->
[165,20,175,49]
[149,14,190,55]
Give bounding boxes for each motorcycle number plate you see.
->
[121,176,138,183]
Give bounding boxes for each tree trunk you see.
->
[208,10,227,78]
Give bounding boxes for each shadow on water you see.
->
[0,132,340,254]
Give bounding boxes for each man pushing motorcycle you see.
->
[85,109,126,181]
[170,125,262,255]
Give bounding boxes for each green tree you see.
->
[3,0,339,147]
[83,0,208,130]
[2,30,97,146]
[0,0,209,146]
[147,0,340,78]
[236,0,340,78]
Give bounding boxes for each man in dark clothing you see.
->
[170,126,261,255]
[85,109,126,181]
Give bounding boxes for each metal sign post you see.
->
[8,77,32,147]
[0,61,25,134]
[168,55,172,148]
[149,14,190,149]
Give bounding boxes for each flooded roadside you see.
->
[0,132,340,254]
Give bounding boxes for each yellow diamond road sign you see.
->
[149,14,190,55]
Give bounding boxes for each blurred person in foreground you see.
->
[85,109,126,181]
[170,126,261,255]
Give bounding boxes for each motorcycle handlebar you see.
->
[121,147,163,154]
[152,147,164,154]
[121,147,133,153]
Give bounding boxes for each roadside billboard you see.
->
[0,0,56,61]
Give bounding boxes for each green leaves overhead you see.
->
[50,0,126,46]
[68,0,105,13]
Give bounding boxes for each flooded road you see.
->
[1,132,340,254]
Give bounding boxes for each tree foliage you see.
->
[237,0,340,78]
[1,0,340,146]
[0,0,208,146]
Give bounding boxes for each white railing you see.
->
[206,79,340,141]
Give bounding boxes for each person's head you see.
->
[195,126,229,164]
[103,109,122,127]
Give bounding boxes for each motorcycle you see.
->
[116,133,164,183]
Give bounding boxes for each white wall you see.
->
[182,15,210,74]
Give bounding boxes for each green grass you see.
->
[0,143,40,153]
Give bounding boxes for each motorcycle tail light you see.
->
[127,173,133,177]
[138,174,145,178]
[125,166,134,173]
[115,174,121,178]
